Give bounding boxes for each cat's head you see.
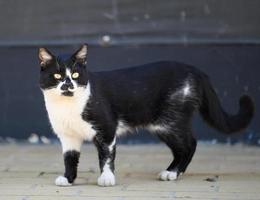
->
[38,45,88,97]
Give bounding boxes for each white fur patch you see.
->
[170,79,193,99]
[183,82,191,97]
[147,124,169,133]
[43,83,97,152]
[116,122,169,135]
[55,176,72,186]
[116,121,133,136]
[108,137,116,152]
[158,170,177,181]
[97,159,116,187]
[59,135,83,153]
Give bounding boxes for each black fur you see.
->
[93,134,116,173]
[64,151,80,183]
[199,76,255,133]
[39,45,255,183]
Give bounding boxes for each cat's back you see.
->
[91,60,201,95]
[95,60,193,77]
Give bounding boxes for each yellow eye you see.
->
[72,72,79,79]
[53,73,62,79]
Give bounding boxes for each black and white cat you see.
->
[39,45,254,187]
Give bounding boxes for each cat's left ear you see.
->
[72,44,88,65]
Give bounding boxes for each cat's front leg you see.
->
[55,135,83,186]
[94,134,116,187]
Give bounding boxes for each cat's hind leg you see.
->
[179,137,197,174]
[55,135,83,186]
[157,129,196,181]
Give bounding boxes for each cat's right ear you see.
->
[38,48,55,67]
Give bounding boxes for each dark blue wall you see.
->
[0,45,259,144]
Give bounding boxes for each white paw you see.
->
[97,171,116,187]
[158,170,178,181]
[55,176,72,186]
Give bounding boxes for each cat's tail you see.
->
[199,75,254,134]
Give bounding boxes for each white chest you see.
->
[43,86,96,141]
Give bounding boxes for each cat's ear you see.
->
[38,48,55,67]
[72,44,88,64]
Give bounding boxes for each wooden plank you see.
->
[0,144,259,199]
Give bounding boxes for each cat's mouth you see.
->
[61,91,74,97]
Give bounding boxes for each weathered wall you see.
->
[0,0,259,46]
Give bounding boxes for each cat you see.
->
[39,44,254,187]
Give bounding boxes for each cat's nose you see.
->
[61,77,74,91]
[61,82,74,91]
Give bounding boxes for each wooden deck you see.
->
[0,143,260,200]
